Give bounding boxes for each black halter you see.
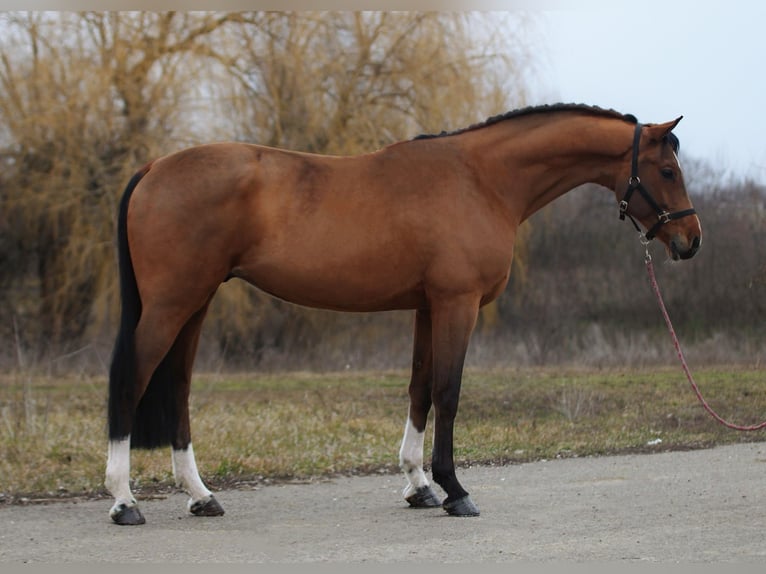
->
[619,122,696,241]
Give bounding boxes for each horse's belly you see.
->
[235,256,427,312]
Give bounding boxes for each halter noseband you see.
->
[618,122,696,241]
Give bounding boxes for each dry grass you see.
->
[1,366,765,503]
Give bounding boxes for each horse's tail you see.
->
[108,163,174,449]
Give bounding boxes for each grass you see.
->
[1,366,765,504]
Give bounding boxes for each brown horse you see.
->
[105,104,701,524]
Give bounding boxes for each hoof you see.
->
[110,503,146,525]
[190,495,225,517]
[405,485,442,508]
[443,495,480,517]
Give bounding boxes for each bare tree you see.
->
[0,12,241,359]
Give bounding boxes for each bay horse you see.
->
[105,104,701,524]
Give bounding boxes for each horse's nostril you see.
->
[671,235,700,260]
[677,236,701,260]
[691,236,701,251]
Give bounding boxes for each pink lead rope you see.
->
[644,244,766,431]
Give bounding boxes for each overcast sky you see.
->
[6,1,764,185]
[531,3,766,183]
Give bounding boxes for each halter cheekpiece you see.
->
[618,122,696,240]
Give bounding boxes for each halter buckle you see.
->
[619,200,629,219]
[658,211,671,224]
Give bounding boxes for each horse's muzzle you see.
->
[670,235,701,261]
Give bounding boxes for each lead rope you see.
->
[642,238,766,431]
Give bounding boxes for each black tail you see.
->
[108,164,180,449]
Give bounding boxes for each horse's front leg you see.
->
[399,309,441,508]
[429,294,481,516]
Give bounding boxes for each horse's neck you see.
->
[464,114,634,220]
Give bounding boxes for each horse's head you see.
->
[616,118,701,260]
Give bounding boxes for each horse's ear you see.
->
[647,116,683,142]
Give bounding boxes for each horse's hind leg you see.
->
[168,300,224,517]
[106,295,214,524]
[105,438,143,524]
[106,302,191,524]
[399,309,441,508]
[173,444,223,516]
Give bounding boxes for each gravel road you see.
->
[2,442,766,563]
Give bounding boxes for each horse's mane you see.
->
[413,103,639,140]
[413,103,680,153]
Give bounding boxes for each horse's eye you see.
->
[661,167,675,181]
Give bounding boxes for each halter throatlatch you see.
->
[618,122,696,241]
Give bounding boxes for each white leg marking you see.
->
[399,416,430,499]
[172,443,213,510]
[105,438,136,516]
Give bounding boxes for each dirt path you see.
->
[2,442,766,563]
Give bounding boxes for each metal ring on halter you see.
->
[639,232,652,262]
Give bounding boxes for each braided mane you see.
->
[413,103,639,141]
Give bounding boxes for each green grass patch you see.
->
[1,366,765,503]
